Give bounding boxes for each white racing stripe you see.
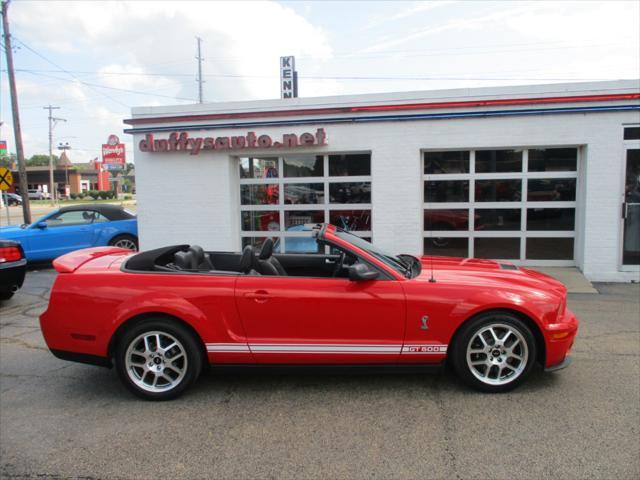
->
[205,343,447,355]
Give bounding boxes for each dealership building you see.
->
[125,80,640,282]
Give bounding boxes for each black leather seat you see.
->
[258,238,287,276]
[188,245,215,270]
[173,250,195,270]
[239,245,260,275]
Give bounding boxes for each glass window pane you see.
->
[284,210,325,229]
[48,210,93,227]
[328,154,371,176]
[474,238,520,259]
[283,236,322,254]
[329,210,371,231]
[527,178,576,201]
[240,184,279,205]
[475,150,522,173]
[624,127,640,140]
[475,209,521,231]
[329,182,371,203]
[284,183,324,204]
[425,180,469,202]
[239,157,278,179]
[242,236,281,253]
[624,149,640,203]
[424,237,468,257]
[527,208,575,230]
[528,148,577,172]
[424,209,469,230]
[475,179,522,202]
[424,151,469,174]
[283,155,323,177]
[526,238,574,260]
[241,211,280,231]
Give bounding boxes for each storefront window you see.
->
[424,180,469,202]
[284,183,324,204]
[329,182,371,203]
[328,154,371,176]
[475,150,523,173]
[240,154,372,253]
[239,157,278,179]
[423,148,578,263]
[424,151,469,174]
[283,155,323,177]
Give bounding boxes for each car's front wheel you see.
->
[109,234,138,251]
[451,312,537,392]
[115,318,203,400]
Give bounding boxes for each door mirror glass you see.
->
[348,263,379,281]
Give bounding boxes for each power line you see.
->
[12,36,131,108]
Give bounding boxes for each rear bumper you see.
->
[0,259,27,293]
[50,349,111,368]
[544,308,579,369]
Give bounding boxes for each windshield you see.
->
[334,228,410,276]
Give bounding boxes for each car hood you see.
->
[415,256,566,296]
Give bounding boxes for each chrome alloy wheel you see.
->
[124,331,188,393]
[113,238,137,251]
[466,323,529,386]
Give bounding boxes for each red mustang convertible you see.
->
[40,224,578,400]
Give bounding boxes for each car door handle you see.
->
[244,290,270,303]
[325,258,336,264]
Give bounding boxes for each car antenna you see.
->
[429,229,436,283]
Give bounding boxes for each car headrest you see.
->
[239,245,256,272]
[174,251,194,270]
[188,245,205,262]
[259,238,274,260]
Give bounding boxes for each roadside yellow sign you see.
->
[0,167,13,191]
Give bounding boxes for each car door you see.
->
[28,210,96,260]
[234,262,406,364]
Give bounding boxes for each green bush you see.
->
[69,193,78,200]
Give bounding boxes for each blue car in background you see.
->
[0,204,138,262]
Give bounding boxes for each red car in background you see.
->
[40,224,578,400]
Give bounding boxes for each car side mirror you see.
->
[35,221,47,229]
[348,263,379,281]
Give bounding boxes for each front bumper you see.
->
[544,307,579,369]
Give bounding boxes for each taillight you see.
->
[0,246,23,263]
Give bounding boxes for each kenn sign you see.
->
[139,128,327,155]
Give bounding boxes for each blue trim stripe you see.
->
[123,104,640,134]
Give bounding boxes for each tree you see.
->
[0,154,15,168]
[26,154,58,166]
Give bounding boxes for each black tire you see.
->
[114,318,203,401]
[451,311,537,393]
[109,234,138,251]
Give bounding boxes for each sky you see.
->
[1,0,639,163]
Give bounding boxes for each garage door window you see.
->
[240,153,372,253]
[423,148,578,263]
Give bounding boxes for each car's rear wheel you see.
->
[0,291,15,301]
[451,312,537,392]
[115,318,203,400]
[109,234,138,251]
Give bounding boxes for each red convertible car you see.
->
[40,224,578,400]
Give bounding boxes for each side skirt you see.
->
[207,363,445,375]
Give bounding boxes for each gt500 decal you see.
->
[402,345,447,354]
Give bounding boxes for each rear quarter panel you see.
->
[93,219,138,246]
[40,256,245,362]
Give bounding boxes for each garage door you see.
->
[423,147,578,265]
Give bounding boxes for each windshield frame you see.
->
[332,228,411,277]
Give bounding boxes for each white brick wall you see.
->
[131,81,640,282]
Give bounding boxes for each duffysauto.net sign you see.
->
[139,128,327,156]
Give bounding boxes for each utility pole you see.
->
[2,0,31,223]
[43,105,64,204]
[195,36,204,103]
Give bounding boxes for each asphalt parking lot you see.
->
[1,270,638,480]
